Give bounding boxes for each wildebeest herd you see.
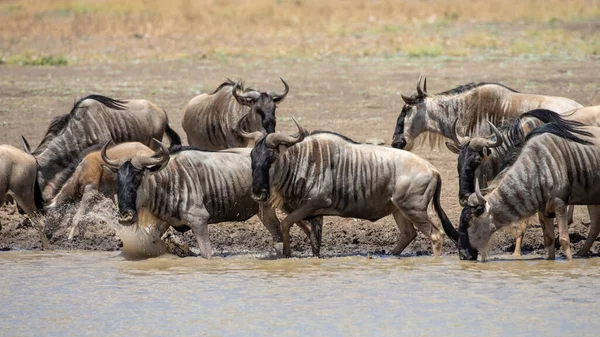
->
[2,75,600,261]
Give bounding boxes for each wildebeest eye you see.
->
[474,205,485,216]
[470,156,482,166]
[268,151,278,163]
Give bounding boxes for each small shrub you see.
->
[405,45,443,58]
[5,54,68,66]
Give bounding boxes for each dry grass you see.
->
[1,0,599,63]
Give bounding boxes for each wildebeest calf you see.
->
[47,142,155,240]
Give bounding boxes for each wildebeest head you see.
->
[101,139,169,226]
[392,74,428,150]
[459,179,495,261]
[249,118,307,202]
[232,78,289,134]
[446,120,503,207]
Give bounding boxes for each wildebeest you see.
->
[249,120,455,258]
[102,140,290,258]
[22,94,181,202]
[391,75,582,150]
[181,78,289,150]
[0,143,44,230]
[47,142,154,240]
[447,109,597,255]
[449,123,600,261]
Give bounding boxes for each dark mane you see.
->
[500,122,593,171]
[209,77,256,95]
[168,145,219,154]
[437,82,519,96]
[521,109,586,128]
[310,130,361,144]
[33,94,127,155]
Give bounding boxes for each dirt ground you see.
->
[1,57,599,258]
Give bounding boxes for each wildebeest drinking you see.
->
[453,123,600,261]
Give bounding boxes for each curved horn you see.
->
[468,121,504,151]
[231,80,243,98]
[451,119,469,145]
[21,136,32,154]
[272,77,289,102]
[423,77,428,95]
[131,139,170,169]
[233,112,266,141]
[485,121,503,148]
[416,73,424,97]
[265,118,306,148]
[232,80,252,98]
[475,178,487,205]
[101,140,119,169]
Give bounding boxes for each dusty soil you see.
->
[1,56,599,258]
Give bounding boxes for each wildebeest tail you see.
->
[165,124,182,149]
[432,174,458,245]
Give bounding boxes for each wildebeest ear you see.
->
[21,136,32,154]
[101,164,118,174]
[445,141,460,154]
[484,147,492,156]
[401,94,415,105]
[474,205,486,216]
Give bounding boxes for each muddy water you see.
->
[1,252,599,336]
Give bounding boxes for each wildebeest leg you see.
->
[0,185,5,231]
[68,186,96,240]
[576,205,600,257]
[4,193,13,205]
[394,204,443,256]
[513,219,529,256]
[538,213,556,260]
[296,221,314,244]
[308,217,323,257]
[281,204,314,244]
[257,203,282,243]
[567,205,575,225]
[391,210,416,255]
[414,219,443,257]
[280,201,326,257]
[182,208,212,258]
[6,194,25,214]
[553,198,572,261]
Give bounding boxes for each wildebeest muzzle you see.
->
[252,189,269,202]
[119,210,137,226]
[391,135,407,149]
